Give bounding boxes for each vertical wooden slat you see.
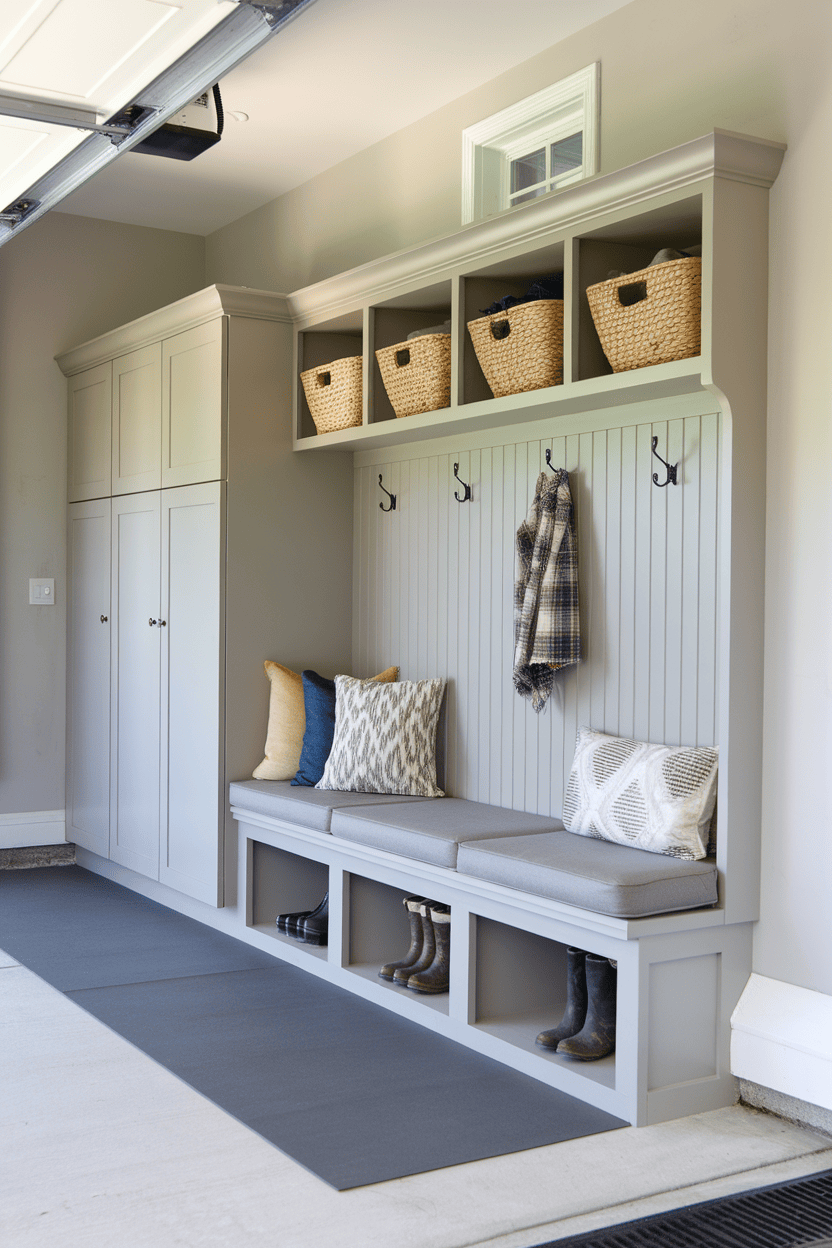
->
[649,421,668,743]
[604,426,622,734]
[698,412,720,745]
[501,442,517,808]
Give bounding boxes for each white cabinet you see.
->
[109,491,162,880]
[68,363,111,502]
[106,484,224,903]
[66,498,111,857]
[159,482,223,903]
[162,319,225,488]
[112,344,162,495]
[69,315,225,503]
[59,285,355,909]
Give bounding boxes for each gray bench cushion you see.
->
[456,831,718,918]
[330,798,564,868]
[229,781,429,834]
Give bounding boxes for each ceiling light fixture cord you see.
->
[212,84,224,136]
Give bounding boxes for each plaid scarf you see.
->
[513,468,581,711]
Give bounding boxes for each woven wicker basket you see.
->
[375,334,451,419]
[586,256,701,373]
[300,355,363,434]
[467,300,563,399]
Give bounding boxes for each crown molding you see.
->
[287,131,785,327]
[56,285,290,376]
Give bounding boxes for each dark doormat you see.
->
[528,1168,832,1248]
[0,866,626,1190]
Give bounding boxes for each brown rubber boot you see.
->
[379,895,426,981]
[407,904,451,994]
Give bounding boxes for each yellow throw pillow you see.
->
[253,662,305,781]
[252,662,399,781]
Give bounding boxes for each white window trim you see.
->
[461,63,600,224]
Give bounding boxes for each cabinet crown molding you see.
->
[56,285,290,376]
[286,130,785,327]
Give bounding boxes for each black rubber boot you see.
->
[557,954,616,1060]
[407,904,451,994]
[277,908,312,934]
[379,895,427,981]
[393,901,436,983]
[536,946,588,1050]
[298,892,329,946]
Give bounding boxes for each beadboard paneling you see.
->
[353,409,720,817]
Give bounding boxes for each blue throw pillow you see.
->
[291,671,337,787]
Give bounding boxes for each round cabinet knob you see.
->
[159,620,167,627]
[149,618,157,626]
[100,614,108,623]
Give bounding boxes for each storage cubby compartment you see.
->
[461,241,565,405]
[576,196,703,382]
[473,916,616,1089]
[345,874,450,1015]
[296,313,363,439]
[370,281,452,423]
[248,839,330,961]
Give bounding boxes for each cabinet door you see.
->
[112,343,162,495]
[162,318,225,489]
[159,482,224,905]
[66,499,111,857]
[110,492,161,879]
[68,362,111,502]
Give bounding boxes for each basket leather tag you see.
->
[395,348,411,367]
[491,320,511,340]
[318,371,331,386]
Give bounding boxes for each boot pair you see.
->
[379,896,451,994]
[536,946,616,1060]
[276,892,328,946]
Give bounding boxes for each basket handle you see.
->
[395,348,411,367]
[316,370,331,386]
[617,280,648,307]
[490,320,511,341]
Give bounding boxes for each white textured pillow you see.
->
[562,727,718,860]
[317,676,445,797]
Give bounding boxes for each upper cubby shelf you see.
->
[287,131,785,452]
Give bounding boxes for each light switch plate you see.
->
[29,578,55,605]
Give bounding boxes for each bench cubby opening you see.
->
[472,914,616,1090]
[344,872,452,1017]
[247,838,330,962]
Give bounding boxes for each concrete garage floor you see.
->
[3,950,831,1248]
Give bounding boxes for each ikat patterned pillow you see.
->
[562,727,718,860]
[317,675,445,797]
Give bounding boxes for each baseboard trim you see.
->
[0,810,66,849]
[731,973,832,1113]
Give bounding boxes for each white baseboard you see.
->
[731,972,832,1112]
[0,810,66,850]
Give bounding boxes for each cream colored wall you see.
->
[205,0,832,999]
[0,212,205,817]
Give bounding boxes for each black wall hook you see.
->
[378,474,396,511]
[453,462,472,502]
[545,447,556,471]
[651,436,678,487]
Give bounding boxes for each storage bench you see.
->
[230,780,747,1127]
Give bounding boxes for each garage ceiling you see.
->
[2,0,634,238]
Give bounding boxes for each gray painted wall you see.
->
[204,0,832,998]
[0,213,206,815]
